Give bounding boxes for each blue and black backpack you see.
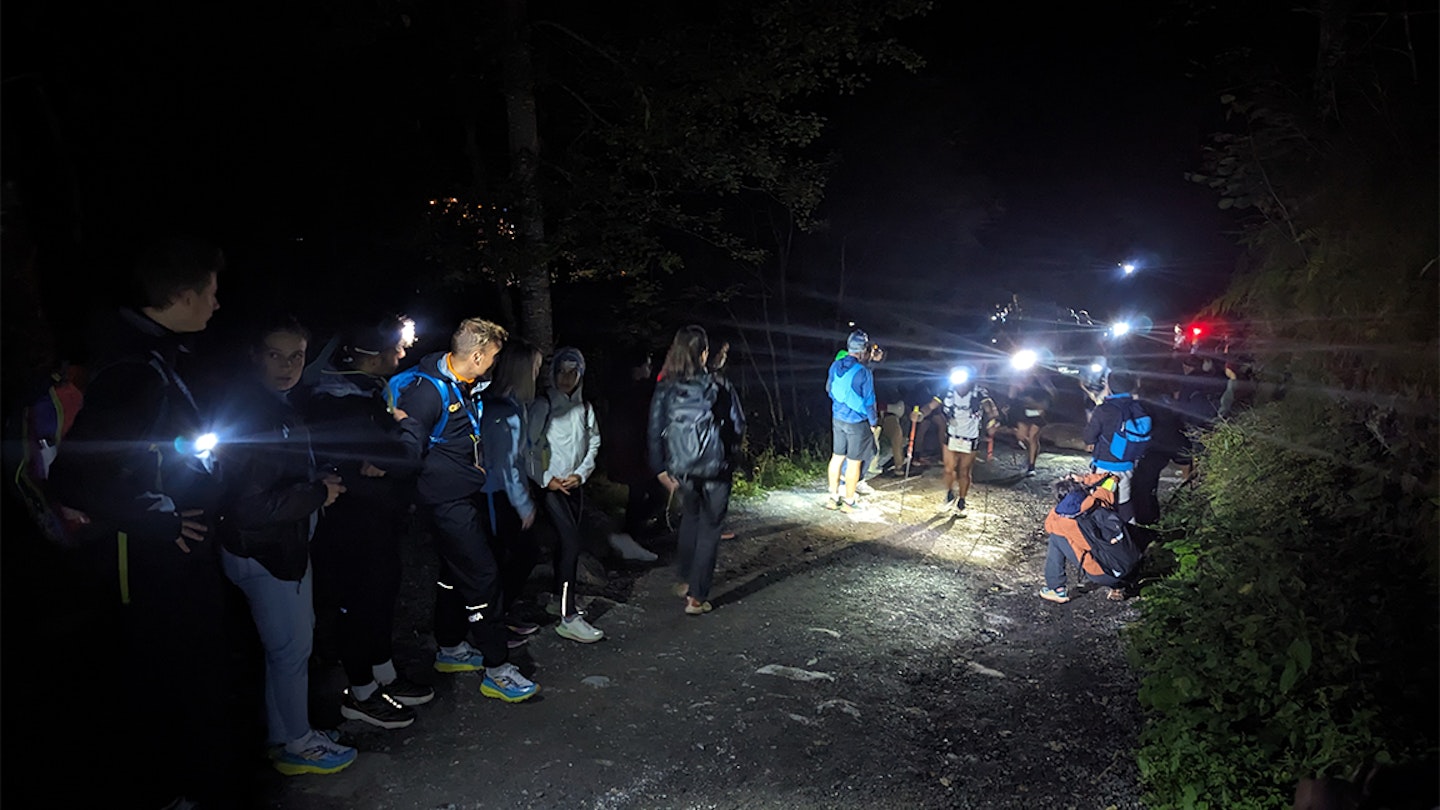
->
[1107,399,1153,462]
[386,366,473,447]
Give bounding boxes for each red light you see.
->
[1191,325,1204,337]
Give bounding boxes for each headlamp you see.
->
[948,367,970,386]
[174,431,220,461]
[400,318,417,349]
[1010,349,1038,371]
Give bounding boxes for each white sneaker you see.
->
[608,532,658,562]
[855,481,876,496]
[556,614,605,643]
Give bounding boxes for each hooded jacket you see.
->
[304,365,423,509]
[214,377,328,582]
[1083,393,1146,472]
[50,307,223,546]
[393,351,487,504]
[527,347,600,487]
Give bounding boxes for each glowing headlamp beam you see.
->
[948,367,970,386]
[1010,350,1038,371]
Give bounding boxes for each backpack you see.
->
[1107,399,1152,462]
[662,376,726,479]
[386,366,460,447]
[10,368,89,547]
[828,361,867,416]
[1074,501,1146,586]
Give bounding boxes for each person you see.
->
[911,367,999,517]
[393,318,539,703]
[1008,370,1055,476]
[648,325,745,615]
[868,346,908,479]
[214,315,357,775]
[305,314,432,730]
[708,339,745,539]
[1129,371,1187,525]
[824,329,879,512]
[1082,369,1149,524]
[1038,473,1133,603]
[601,347,667,547]
[527,346,621,643]
[1217,356,1256,419]
[48,237,237,808]
[479,339,544,644]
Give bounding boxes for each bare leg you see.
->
[956,450,977,500]
[941,446,958,496]
[842,459,862,503]
[827,454,845,496]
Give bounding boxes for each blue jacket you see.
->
[393,352,487,504]
[480,395,535,518]
[827,355,877,426]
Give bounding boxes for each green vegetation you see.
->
[731,446,830,501]
[1127,3,1438,805]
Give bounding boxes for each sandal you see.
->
[684,598,713,615]
[1106,587,1127,601]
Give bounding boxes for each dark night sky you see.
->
[1,0,1289,359]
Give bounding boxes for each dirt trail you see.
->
[262,442,1170,809]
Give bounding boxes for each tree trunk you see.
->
[501,0,554,354]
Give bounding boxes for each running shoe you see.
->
[434,643,485,673]
[1039,587,1071,604]
[855,480,876,496]
[480,663,539,703]
[339,689,416,730]
[379,675,434,706]
[272,730,358,776]
[556,614,605,643]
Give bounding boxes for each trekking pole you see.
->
[899,406,919,519]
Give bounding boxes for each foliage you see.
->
[731,444,829,501]
[1133,4,1439,806]
[1127,404,1439,809]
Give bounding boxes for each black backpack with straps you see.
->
[661,374,726,480]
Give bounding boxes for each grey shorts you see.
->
[832,418,875,462]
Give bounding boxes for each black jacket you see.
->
[304,366,423,512]
[394,352,488,504]
[50,308,223,545]
[647,372,745,481]
[215,378,328,582]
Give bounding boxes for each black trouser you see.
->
[95,530,237,807]
[425,496,507,665]
[623,477,666,538]
[676,478,732,602]
[1131,451,1169,526]
[542,489,586,617]
[312,494,403,688]
[484,491,539,616]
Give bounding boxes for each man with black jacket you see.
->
[306,315,432,729]
[1082,369,1148,524]
[393,317,539,703]
[49,237,234,808]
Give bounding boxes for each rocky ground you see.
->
[257,425,1174,810]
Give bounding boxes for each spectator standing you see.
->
[49,237,235,808]
[601,347,666,548]
[824,329,879,511]
[1082,369,1150,524]
[306,315,433,730]
[214,316,356,775]
[394,318,539,703]
[648,326,745,615]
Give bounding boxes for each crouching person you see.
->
[216,316,356,775]
[1038,473,1144,604]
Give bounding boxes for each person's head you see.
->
[251,315,310,393]
[1180,354,1199,374]
[486,339,543,403]
[621,346,653,381]
[448,317,507,380]
[661,325,709,382]
[551,346,586,395]
[343,314,412,377]
[708,340,731,373]
[1106,369,1135,396]
[135,236,224,333]
[846,329,869,358]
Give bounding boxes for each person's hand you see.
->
[391,407,409,422]
[657,471,679,493]
[546,477,568,492]
[562,474,582,490]
[910,409,924,423]
[322,474,347,507]
[359,461,387,478]
[175,509,207,554]
[521,509,536,530]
